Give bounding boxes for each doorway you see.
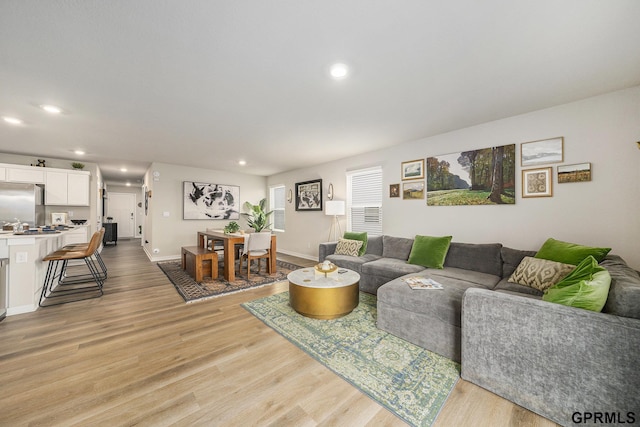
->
[108,192,136,239]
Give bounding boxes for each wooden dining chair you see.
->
[238,231,272,279]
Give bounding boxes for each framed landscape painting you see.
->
[426,144,516,205]
[403,181,424,199]
[521,137,564,166]
[295,179,323,211]
[558,162,591,183]
[183,181,240,220]
[401,159,425,180]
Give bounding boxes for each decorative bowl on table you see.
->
[314,262,338,274]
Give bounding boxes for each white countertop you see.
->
[0,225,87,240]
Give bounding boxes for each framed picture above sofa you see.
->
[183,181,240,220]
[295,179,323,211]
[401,159,425,180]
[522,167,553,198]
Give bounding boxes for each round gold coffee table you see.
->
[288,267,360,319]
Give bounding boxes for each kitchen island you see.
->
[0,225,89,315]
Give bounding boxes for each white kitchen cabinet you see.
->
[67,173,90,205]
[45,170,90,206]
[6,167,45,184]
[0,167,6,181]
[63,226,89,246]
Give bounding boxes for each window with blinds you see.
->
[270,185,286,232]
[347,166,383,235]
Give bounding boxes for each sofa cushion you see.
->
[428,267,501,289]
[600,255,640,319]
[501,247,537,278]
[543,255,611,312]
[508,256,575,292]
[494,278,544,296]
[382,235,414,260]
[446,242,503,277]
[365,235,383,256]
[378,273,487,328]
[325,253,381,274]
[361,257,425,279]
[407,235,452,269]
[535,237,611,265]
[344,231,367,256]
[334,238,363,257]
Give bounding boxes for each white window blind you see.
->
[270,185,285,232]
[347,166,382,235]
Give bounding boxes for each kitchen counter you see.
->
[1,225,90,315]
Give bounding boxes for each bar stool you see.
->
[39,230,104,307]
[57,228,107,284]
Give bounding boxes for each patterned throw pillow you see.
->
[508,256,575,292]
[334,238,364,257]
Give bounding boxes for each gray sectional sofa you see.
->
[319,235,640,427]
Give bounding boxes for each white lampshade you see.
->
[325,200,345,216]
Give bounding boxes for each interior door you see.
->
[108,192,136,239]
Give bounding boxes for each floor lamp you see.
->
[325,200,345,242]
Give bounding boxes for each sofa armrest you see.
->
[461,288,640,426]
[318,242,338,262]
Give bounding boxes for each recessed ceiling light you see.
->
[238,160,247,166]
[74,150,85,155]
[329,63,349,80]
[40,104,62,114]
[120,167,127,172]
[3,116,23,125]
[126,182,131,187]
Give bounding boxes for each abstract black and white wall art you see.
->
[183,181,240,220]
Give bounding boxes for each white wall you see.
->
[268,86,640,269]
[144,162,267,260]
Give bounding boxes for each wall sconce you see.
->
[327,183,334,200]
[287,188,293,203]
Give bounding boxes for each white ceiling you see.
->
[1,1,640,185]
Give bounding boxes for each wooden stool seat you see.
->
[181,246,218,282]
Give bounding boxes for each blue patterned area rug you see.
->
[242,292,460,426]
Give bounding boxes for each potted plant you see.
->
[223,221,240,234]
[242,198,273,232]
[71,162,85,170]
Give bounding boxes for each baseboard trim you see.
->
[277,248,317,262]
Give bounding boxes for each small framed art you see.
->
[401,159,425,180]
[389,184,400,198]
[402,181,425,199]
[51,212,68,225]
[521,137,563,167]
[522,167,553,198]
[558,162,591,183]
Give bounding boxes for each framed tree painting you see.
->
[295,179,323,211]
[183,181,240,219]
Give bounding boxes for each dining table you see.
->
[197,230,277,282]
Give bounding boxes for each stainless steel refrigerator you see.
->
[0,182,46,228]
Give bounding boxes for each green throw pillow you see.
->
[542,255,611,312]
[343,231,367,256]
[535,237,611,266]
[407,235,452,269]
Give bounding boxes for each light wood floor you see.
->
[0,239,558,426]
